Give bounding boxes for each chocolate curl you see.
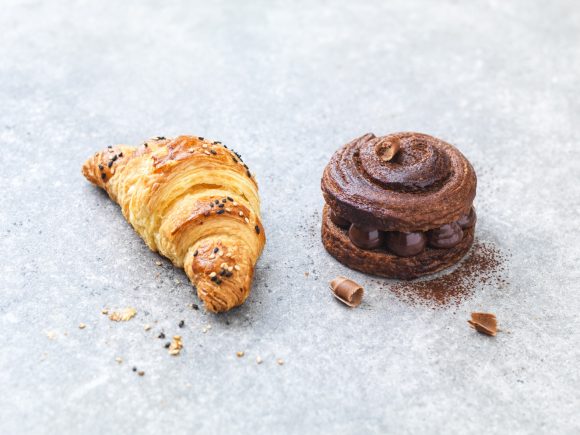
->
[330,277,364,307]
[375,136,400,162]
[468,312,498,336]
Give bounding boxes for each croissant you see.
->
[82,136,266,313]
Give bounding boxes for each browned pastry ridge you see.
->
[82,136,265,313]
[321,132,477,279]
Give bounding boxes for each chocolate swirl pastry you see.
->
[321,132,477,279]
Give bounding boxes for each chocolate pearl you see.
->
[428,223,463,249]
[385,231,427,257]
[348,224,383,250]
[329,210,350,228]
[457,207,477,229]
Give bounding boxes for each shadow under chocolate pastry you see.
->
[321,132,477,280]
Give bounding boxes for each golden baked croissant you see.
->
[82,136,266,313]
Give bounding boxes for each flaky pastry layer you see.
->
[321,205,473,279]
[82,136,265,312]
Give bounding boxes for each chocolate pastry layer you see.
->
[321,132,477,232]
[322,205,474,280]
[320,132,477,279]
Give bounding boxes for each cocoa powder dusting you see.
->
[389,241,508,307]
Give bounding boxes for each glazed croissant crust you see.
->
[82,136,266,313]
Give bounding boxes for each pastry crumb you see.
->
[79,323,86,329]
[115,357,123,364]
[276,358,284,366]
[256,356,263,364]
[108,308,137,322]
[144,324,152,331]
[236,351,245,358]
[169,335,183,356]
[101,308,109,315]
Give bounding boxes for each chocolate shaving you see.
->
[375,137,400,162]
[468,312,497,336]
[330,276,364,307]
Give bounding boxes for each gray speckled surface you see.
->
[1,1,580,434]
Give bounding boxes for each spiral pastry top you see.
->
[321,132,476,232]
[321,132,477,280]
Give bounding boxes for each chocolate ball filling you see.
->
[428,222,463,249]
[385,231,427,257]
[457,207,477,229]
[329,210,350,228]
[348,224,383,250]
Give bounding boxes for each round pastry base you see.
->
[321,205,474,280]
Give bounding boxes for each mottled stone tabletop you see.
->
[1,1,579,434]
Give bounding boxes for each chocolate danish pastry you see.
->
[321,132,477,279]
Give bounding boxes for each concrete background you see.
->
[1,0,579,434]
